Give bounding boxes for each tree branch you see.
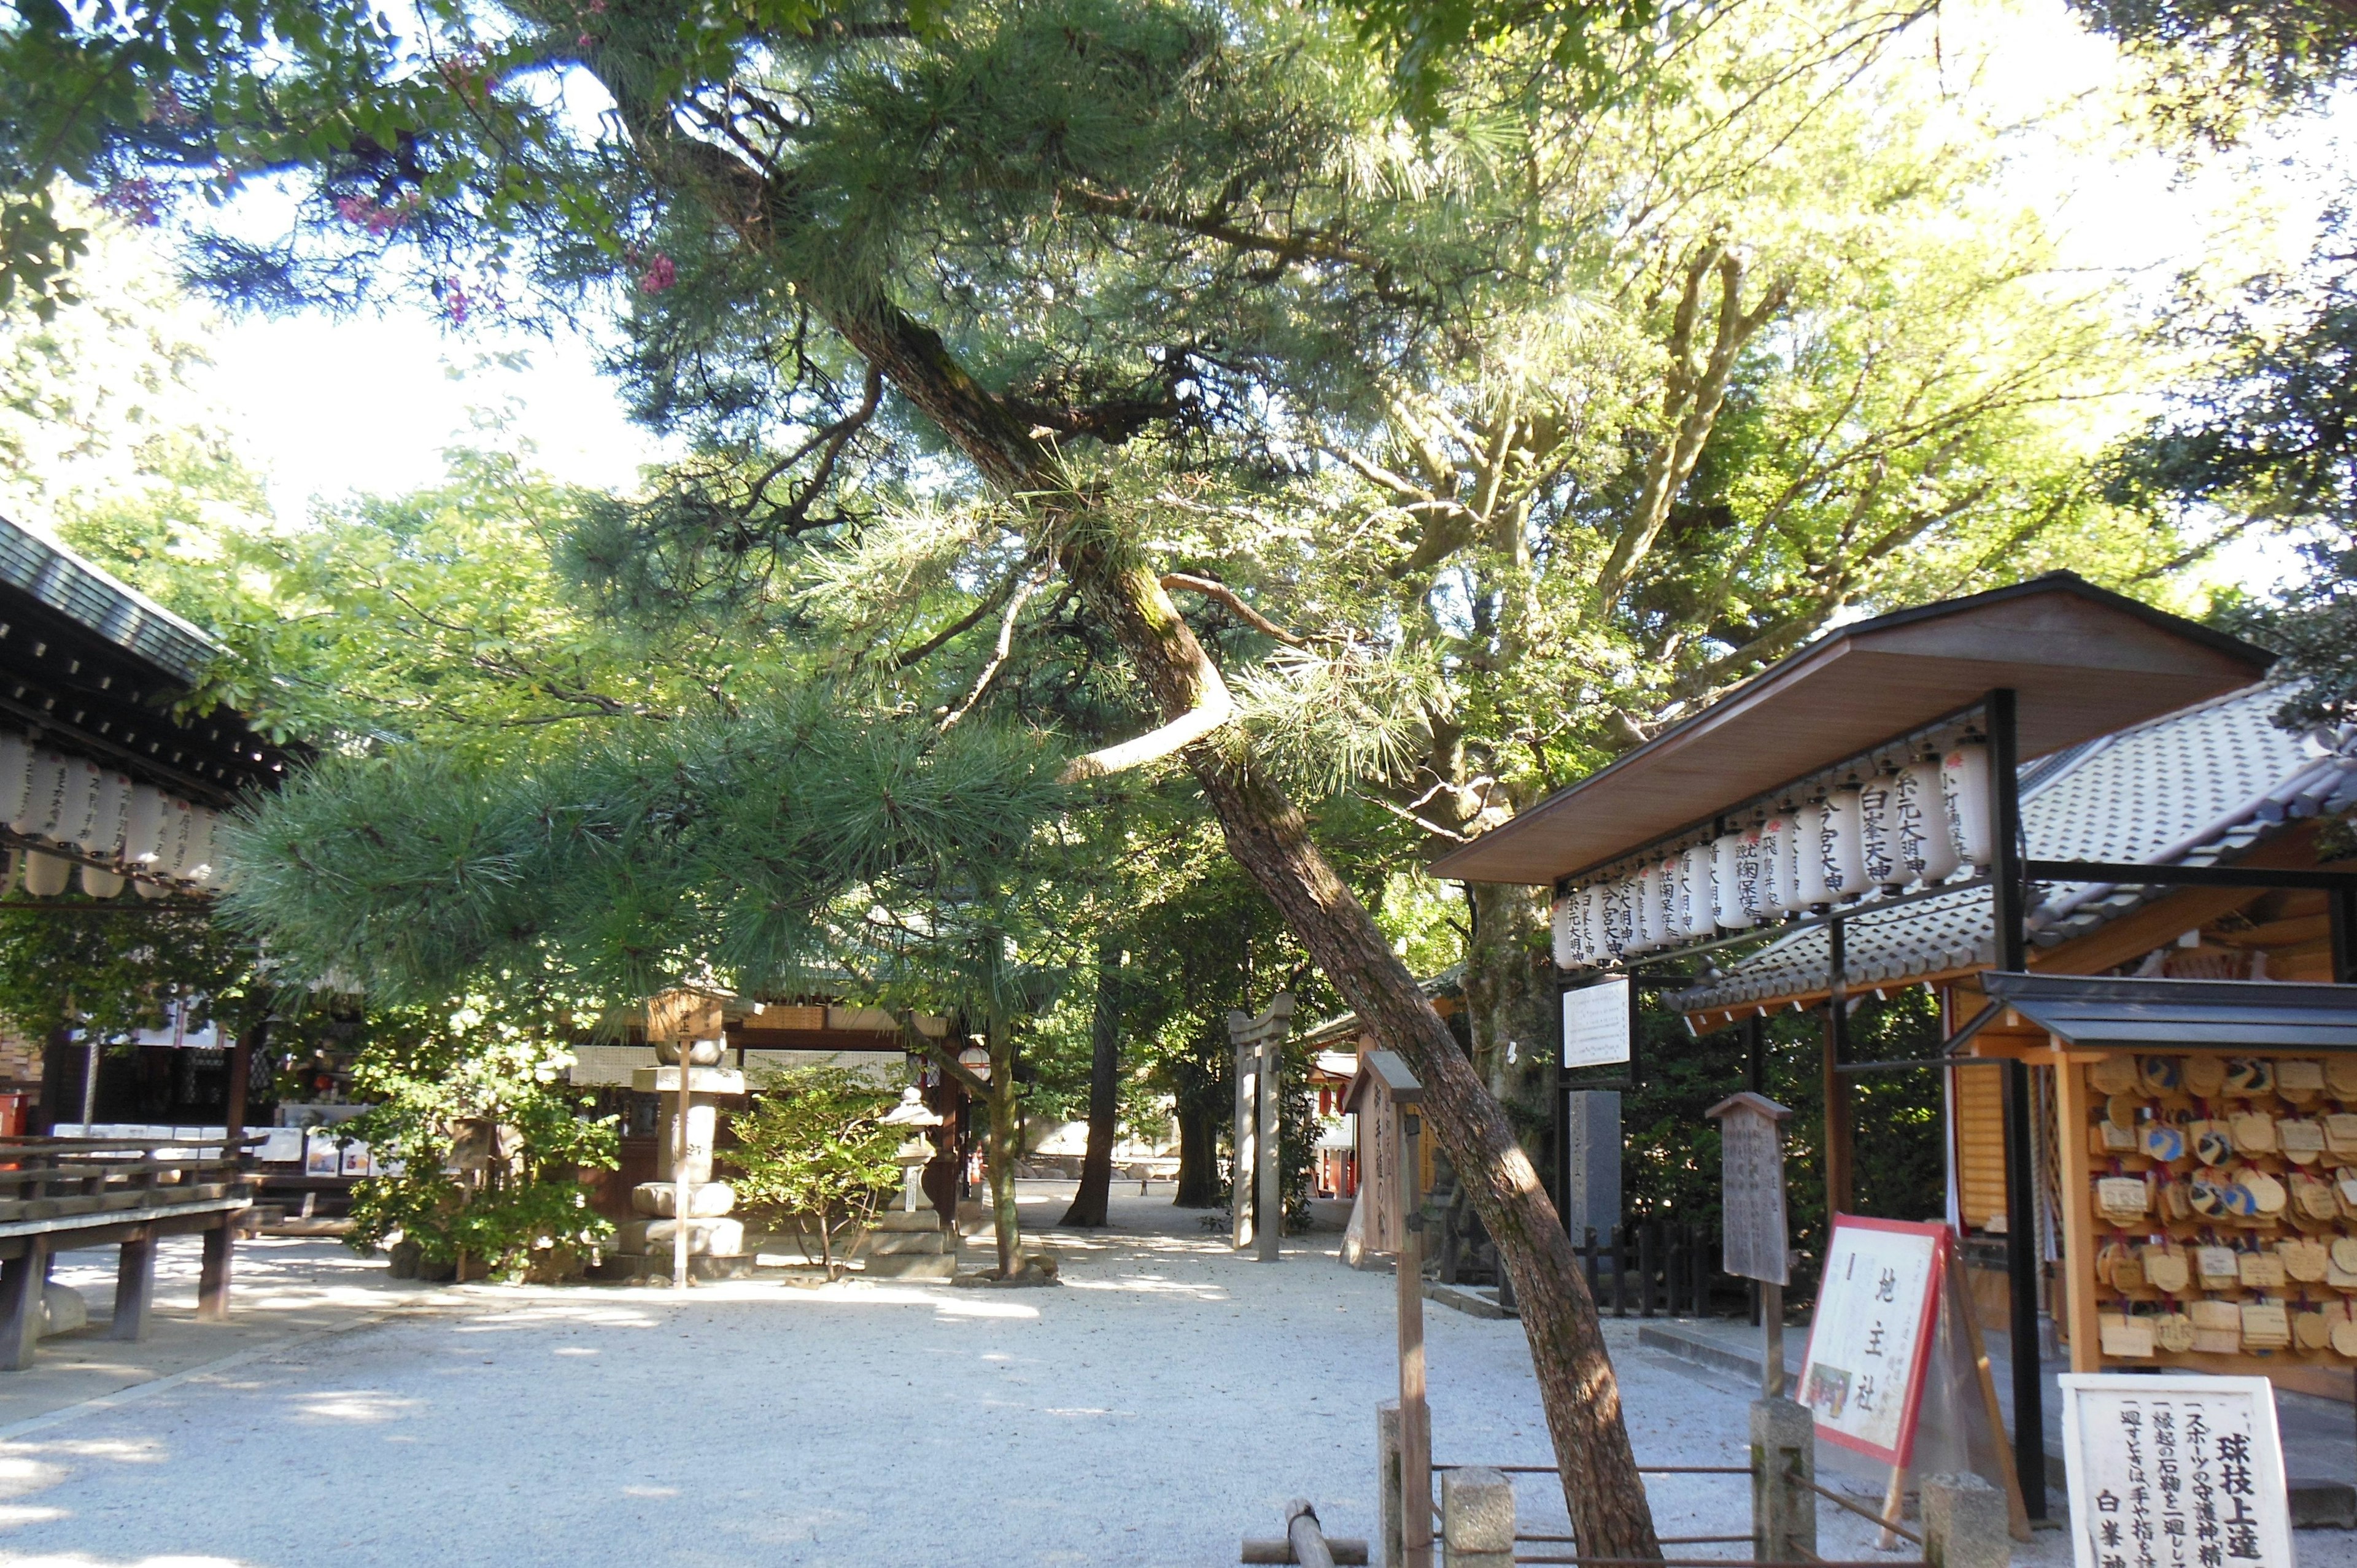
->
[939,566,1050,731]
[1160,572,1307,647]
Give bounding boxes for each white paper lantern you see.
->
[0,733,31,824]
[178,808,220,886]
[1578,885,1608,962]
[1552,894,1581,968]
[21,850,69,897]
[1600,879,1635,959]
[133,876,170,901]
[1711,832,1753,930]
[1942,738,1995,870]
[1657,855,1687,943]
[122,786,168,867]
[12,749,66,839]
[56,755,105,851]
[78,862,125,898]
[1681,843,1718,937]
[1898,757,1960,885]
[75,770,130,857]
[1793,801,1833,908]
[1632,865,1665,951]
[1756,812,1793,916]
[1859,764,1904,893]
[1824,781,1867,900]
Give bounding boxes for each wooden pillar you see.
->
[2051,1048,2098,1374]
[110,1233,155,1342]
[1823,921,1852,1217]
[0,1238,49,1370]
[197,1219,232,1322]
[1987,686,2046,1520]
[1233,1038,1258,1251]
[1398,1103,1431,1568]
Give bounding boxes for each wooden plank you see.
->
[2050,1048,2100,1379]
[0,1195,247,1242]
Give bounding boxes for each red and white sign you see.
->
[1798,1215,1948,1466]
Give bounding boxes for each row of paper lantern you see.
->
[1552,739,1995,968]
[0,733,225,900]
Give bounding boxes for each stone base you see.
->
[586,1251,754,1284]
[615,1217,745,1256]
[862,1253,958,1280]
[630,1181,737,1218]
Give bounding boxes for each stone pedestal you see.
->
[599,1064,750,1282]
[862,1208,959,1280]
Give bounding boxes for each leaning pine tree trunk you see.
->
[815,297,1662,1560]
[1070,554,1665,1561]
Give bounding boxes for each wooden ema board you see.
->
[1800,1215,2030,1540]
[2054,1043,2357,1389]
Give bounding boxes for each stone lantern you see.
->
[866,1085,958,1280]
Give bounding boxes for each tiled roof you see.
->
[1668,684,2357,1013]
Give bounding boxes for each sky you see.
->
[177,0,2351,595]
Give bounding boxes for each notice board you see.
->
[2058,1374,2292,1568]
[1797,1215,1946,1465]
[1561,978,1631,1070]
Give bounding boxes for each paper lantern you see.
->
[1631,865,1663,951]
[56,755,104,850]
[78,862,125,898]
[161,801,209,880]
[1604,877,1639,956]
[122,786,168,867]
[1823,781,1867,900]
[21,851,69,897]
[1576,886,1607,963]
[0,733,31,824]
[1898,757,1960,885]
[75,770,130,857]
[179,808,221,886]
[1793,801,1833,908]
[1942,737,1995,870]
[1658,854,1688,943]
[1681,843,1718,937]
[13,748,69,839]
[1859,764,1904,893]
[132,876,170,901]
[1711,832,1754,930]
[1755,812,1792,917]
[1552,894,1581,968]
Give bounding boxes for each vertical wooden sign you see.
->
[1706,1091,1792,1286]
[1227,993,1294,1261]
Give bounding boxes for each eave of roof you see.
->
[1977,970,2357,1051]
[1429,573,2274,887]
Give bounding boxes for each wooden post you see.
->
[1824,921,1854,1217]
[110,1234,155,1342]
[1986,685,2046,1521]
[1399,1102,1431,1568]
[1705,1092,1794,1399]
[198,1219,231,1321]
[673,1067,692,1290]
[1762,1280,1785,1398]
[0,1238,47,1369]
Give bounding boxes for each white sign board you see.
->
[1797,1216,1945,1464]
[1561,978,1631,1070]
[2059,1374,2293,1568]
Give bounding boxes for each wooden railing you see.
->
[0,1135,256,1227]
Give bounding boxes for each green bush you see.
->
[724,1067,906,1276]
[343,1004,617,1281]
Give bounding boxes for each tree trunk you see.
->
[1061,935,1123,1226]
[1174,1092,1220,1207]
[986,1031,1022,1276]
[1064,556,1662,1560]
[812,296,1660,1561]
[1463,881,1559,1148]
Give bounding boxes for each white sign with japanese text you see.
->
[1797,1215,1945,1465]
[1561,978,1631,1070]
[2059,1375,2293,1568]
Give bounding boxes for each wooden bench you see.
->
[0,1137,257,1369]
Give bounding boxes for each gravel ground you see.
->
[0,1181,2342,1567]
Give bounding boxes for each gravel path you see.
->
[0,1183,2342,1566]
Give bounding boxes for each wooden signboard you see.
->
[1353,1044,1401,1257]
[1706,1091,1790,1286]
[2058,1374,2291,1568]
[647,989,726,1043]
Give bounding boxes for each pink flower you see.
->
[639,254,678,293]
[443,278,470,324]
